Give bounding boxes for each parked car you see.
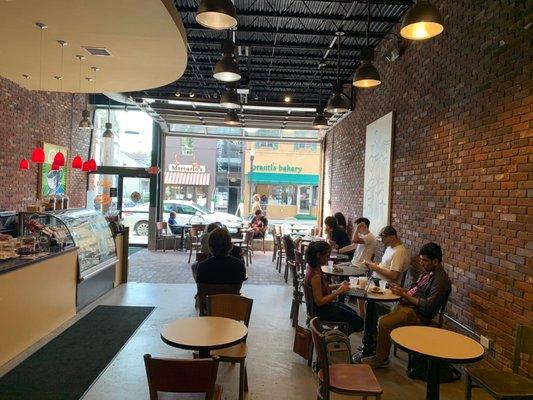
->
[122,200,243,236]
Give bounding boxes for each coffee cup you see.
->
[358,277,368,288]
[379,280,387,290]
[349,277,358,287]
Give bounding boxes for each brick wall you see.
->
[0,76,90,210]
[325,0,532,373]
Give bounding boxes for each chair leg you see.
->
[163,237,166,252]
[294,301,299,327]
[284,262,289,283]
[238,361,246,400]
[263,237,265,253]
[244,363,248,392]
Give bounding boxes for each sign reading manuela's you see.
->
[252,164,303,174]
[168,164,206,173]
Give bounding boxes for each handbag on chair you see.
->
[293,325,313,362]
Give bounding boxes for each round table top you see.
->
[322,264,366,277]
[391,326,485,362]
[161,316,248,351]
[301,236,325,242]
[231,238,243,244]
[346,286,401,302]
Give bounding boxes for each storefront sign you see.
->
[168,164,206,173]
[252,164,303,174]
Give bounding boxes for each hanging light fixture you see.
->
[72,155,83,169]
[400,0,444,40]
[313,64,328,129]
[82,161,90,172]
[53,152,65,166]
[103,97,113,138]
[326,32,351,114]
[220,84,240,109]
[19,159,30,170]
[31,147,45,163]
[196,0,237,30]
[353,0,381,89]
[213,35,241,82]
[51,163,61,171]
[224,109,240,125]
[77,56,92,130]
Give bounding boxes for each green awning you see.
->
[248,172,319,185]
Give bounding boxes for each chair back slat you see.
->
[197,283,242,316]
[206,294,253,327]
[282,234,296,261]
[302,282,318,319]
[513,325,533,373]
[309,317,330,397]
[436,287,451,328]
[144,354,219,399]
[288,260,300,289]
[294,250,305,274]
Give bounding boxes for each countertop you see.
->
[0,246,78,276]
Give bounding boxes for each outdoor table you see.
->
[346,285,401,358]
[175,225,191,251]
[391,326,484,400]
[161,316,248,358]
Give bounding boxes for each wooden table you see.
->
[347,286,401,357]
[161,316,248,358]
[231,238,244,245]
[391,326,484,400]
[321,263,366,277]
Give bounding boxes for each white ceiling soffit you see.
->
[0,0,187,93]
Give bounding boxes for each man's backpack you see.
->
[324,328,352,365]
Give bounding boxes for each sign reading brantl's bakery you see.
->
[168,164,206,173]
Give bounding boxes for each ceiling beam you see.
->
[184,23,387,40]
[188,39,365,52]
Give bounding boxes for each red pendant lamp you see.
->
[82,161,90,172]
[72,155,83,169]
[53,151,65,166]
[19,159,30,170]
[31,147,45,163]
[87,158,97,172]
[51,163,61,171]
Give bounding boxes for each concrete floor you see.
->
[1,281,491,400]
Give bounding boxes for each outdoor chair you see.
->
[196,283,242,316]
[288,260,304,327]
[187,227,202,263]
[155,221,177,252]
[240,230,254,267]
[143,354,222,400]
[282,234,296,283]
[206,294,253,400]
[465,325,533,400]
[310,317,382,400]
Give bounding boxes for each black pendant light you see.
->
[224,109,240,125]
[76,55,92,130]
[353,0,381,89]
[400,0,443,40]
[220,84,240,109]
[196,0,237,30]
[326,32,350,114]
[214,33,241,82]
[313,64,328,129]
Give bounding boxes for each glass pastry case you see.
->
[19,209,117,279]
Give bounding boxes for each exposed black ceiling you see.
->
[129,0,412,107]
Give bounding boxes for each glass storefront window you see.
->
[92,109,153,168]
[181,138,193,155]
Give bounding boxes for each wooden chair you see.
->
[288,260,304,327]
[253,223,268,253]
[196,283,242,316]
[465,325,533,400]
[156,221,177,252]
[274,234,284,273]
[271,226,279,263]
[282,234,296,283]
[196,252,210,263]
[310,317,382,400]
[187,227,202,263]
[207,295,253,400]
[143,354,222,400]
[294,249,306,276]
[240,230,254,267]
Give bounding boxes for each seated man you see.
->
[249,210,268,238]
[167,211,180,235]
[361,242,451,368]
[338,217,376,265]
[196,227,246,285]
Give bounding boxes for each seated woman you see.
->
[334,212,347,232]
[324,216,354,260]
[249,210,268,238]
[196,227,246,285]
[305,241,363,335]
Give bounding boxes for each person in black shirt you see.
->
[324,216,354,259]
[196,227,246,284]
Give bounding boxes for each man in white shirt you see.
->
[338,217,376,265]
[366,226,410,285]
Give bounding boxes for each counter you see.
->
[0,246,76,276]
[0,247,78,366]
